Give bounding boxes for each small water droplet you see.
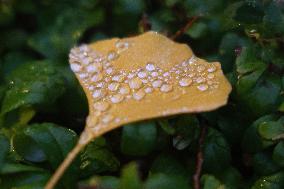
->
[160,84,173,93]
[137,71,147,78]
[82,57,93,65]
[197,65,205,72]
[107,51,118,61]
[179,78,192,87]
[110,94,124,103]
[79,73,88,79]
[92,89,105,99]
[119,85,130,94]
[129,77,143,89]
[207,66,216,73]
[144,87,153,93]
[197,84,208,91]
[152,80,162,88]
[86,63,102,73]
[102,114,114,123]
[133,89,146,101]
[146,63,155,71]
[151,72,159,77]
[106,67,114,75]
[108,82,120,91]
[196,77,205,84]
[207,73,215,79]
[70,63,82,72]
[115,40,129,52]
[94,101,110,111]
[91,74,103,82]
[112,74,124,82]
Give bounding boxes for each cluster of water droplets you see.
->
[69,39,219,135]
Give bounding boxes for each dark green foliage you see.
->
[1,0,284,188]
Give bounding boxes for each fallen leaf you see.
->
[45,31,231,189]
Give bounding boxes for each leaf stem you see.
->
[171,16,199,40]
[193,123,207,189]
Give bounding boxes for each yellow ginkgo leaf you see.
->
[45,31,231,189]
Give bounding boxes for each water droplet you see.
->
[160,84,173,93]
[106,67,114,75]
[92,89,105,99]
[133,89,146,101]
[146,63,155,71]
[119,85,130,94]
[110,94,124,103]
[137,71,147,78]
[163,72,170,77]
[79,73,88,79]
[82,57,93,65]
[179,78,192,87]
[207,73,215,79]
[102,114,114,123]
[115,40,129,52]
[107,51,118,61]
[151,71,159,77]
[86,63,102,73]
[188,55,196,64]
[152,80,162,88]
[94,101,110,111]
[144,87,153,93]
[70,63,82,72]
[207,66,216,73]
[197,84,208,91]
[91,74,103,82]
[108,82,120,91]
[197,65,205,72]
[196,77,205,84]
[129,77,143,89]
[112,74,124,82]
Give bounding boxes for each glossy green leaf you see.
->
[121,122,157,156]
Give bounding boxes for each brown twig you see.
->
[193,123,207,189]
[139,13,152,33]
[171,16,199,40]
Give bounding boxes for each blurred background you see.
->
[0,0,284,189]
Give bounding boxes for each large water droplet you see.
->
[70,63,82,72]
[179,78,192,87]
[107,51,118,61]
[94,101,110,111]
[197,84,208,91]
[108,82,120,91]
[152,80,162,88]
[110,94,124,103]
[133,89,146,101]
[129,77,143,89]
[146,63,155,71]
[119,85,130,94]
[160,84,173,93]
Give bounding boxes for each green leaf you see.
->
[201,174,224,189]
[150,154,189,178]
[80,176,119,189]
[202,128,231,173]
[253,152,280,176]
[242,115,276,153]
[273,142,284,167]
[80,137,120,176]
[12,123,79,188]
[258,121,284,141]
[234,2,264,24]
[186,22,207,39]
[173,115,199,150]
[1,61,65,118]
[252,172,284,189]
[121,121,157,156]
[119,162,142,189]
[0,134,10,168]
[28,8,104,60]
[263,2,284,36]
[144,173,190,189]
